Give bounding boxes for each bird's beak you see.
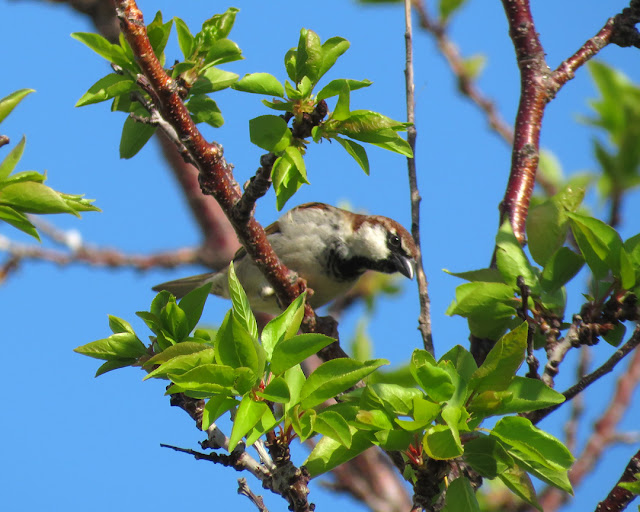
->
[394,254,415,280]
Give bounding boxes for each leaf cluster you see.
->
[0,89,99,240]
[74,10,412,210]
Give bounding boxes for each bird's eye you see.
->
[388,233,401,248]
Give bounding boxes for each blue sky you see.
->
[1,1,639,511]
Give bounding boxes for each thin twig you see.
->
[238,478,270,512]
[534,345,640,512]
[595,448,640,512]
[404,0,433,355]
[529,325,640,424]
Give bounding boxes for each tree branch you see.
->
[404,0,433,356]
[112,0,315,329]
[595,448,640,512]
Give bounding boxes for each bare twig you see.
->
[534,344,640,512]
[0,135,9,148]
[529,325,640,424]
[0,235,200,271]
[238,478,270,512]
[404,0,433,355]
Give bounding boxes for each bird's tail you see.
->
[152,272,215,299]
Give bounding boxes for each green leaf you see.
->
[272,146,309,211]
[271,333,335,375]
[160,302,190,342]
[186,95,224,128]
[144,341,212,367]
[439,345,478,383]
[95,359,137,377]
[0,135,26,181]
[410,349,454,402]
[496,220,539,294]
[190,67,238,95]
[482,376,563,415]
[0,89,34,124]
[202,395,238,430]
[249,115,291,152]
[443,477,480,512]
[316,79,372,101]
[367,383,423,416]
[74,332,147,360]
[461,54,486,80]
[492,417,575,472]
[108,315,135,334]
[145,347,216,380]
[618,475,640,494]
[304,429,373,476]
[316,37,350,85]
[498,466,541,511]
[71,32,134,71]
[603,322,626,347]
[423,425,464,460]
[300,358,388,409]
[540,247,585,292]
[214,310,260,376]
[0,205,39,240]
[227,263,259,340]
[202,38,243,68]
[335,137,369,175]
[0,181,75,215]
[256,376,290,403]
[178,283,212,333]
[146,11,173,58]
[567,212,623,281]
[174,17,195,58]
[294,28,323,85]
[262,292,306,359]
[446,281,518,339]
[469,322,527,394]
[315,410,352,447]
[167,363,238,395]
[444,267,505,283]
[119,116,156,159]
[463,435,514,479]
[228,396,273,450]
[232,73,284,97]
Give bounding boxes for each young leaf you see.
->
[0,181,75,215]
[228,395,272,449]
[270,333,335,375]
[174,17,195,58]
[335,137,369,175]
[74,332,147,360]
[178,283,212,333]
[540,247,584,292]
[0,135,26,181]
[232,73,284,97]
[300,358,388,409]
[491,417,575,472]
[108,315,135,334]
[255,377,290,403]
[315,410,353,448]
[71,32,134,71]
[249,115,291,152]
[160,301,190,342]
[423,424,464,460]
[496,220,539,294]
[463,435,514,479]
[190,67,238,95]
[410,349,454,402]
[120,116,156,159]
[304,429,373,477]
[443,477,480,512]
[0,89,34,124]
[186,95,224,128]
[469,322,527,394]
[202,395,238,430]
[167,363,237,395]
[272,147,309,210]
[0,205,39,240]
[261,291,306,359]
[144,347,216,380]
[227,263,259,340]
[316,79,372,101]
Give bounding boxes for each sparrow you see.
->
[153,202,417,314]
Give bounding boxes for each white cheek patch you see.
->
[351,224,389,259]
